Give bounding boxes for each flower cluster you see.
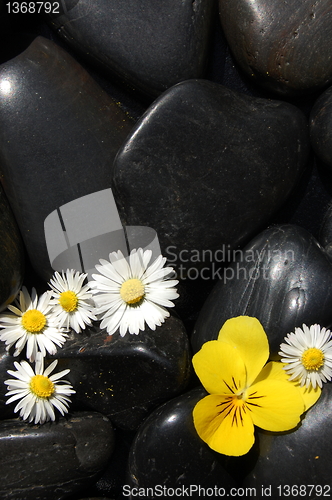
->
[0,270,96,362]
[192,316,330,457]
[0,248,178,424]
[0,249,178,360]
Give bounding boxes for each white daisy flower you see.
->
[89,248,179,336]
[5,353,75,424]
[279,324,332,389]
[0,287,67,362]
[49,269,97,333]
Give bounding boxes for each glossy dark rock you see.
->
[244,382,332,490]
[127,387,252,491]
[0,342,18,420]
[310,85,332,169]
[0,36,134,282]
[320,204,332,258]
[219,0,332,95]
[113,80,309,272]
[0,412,114,500]
[191,224,332,355]
[45,0,215,98]
[49,316,192,430]
[91,428,136,499]
[0,184,24,311]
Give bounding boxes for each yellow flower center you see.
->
[59,290,78,312]
[21,309,47,333]
[120,278,145,305]
[30,374,54,399]
[219,395,247,427]
[301,347,324,370]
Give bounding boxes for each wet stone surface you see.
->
[0,342,17,421]
[191,224,332,355]
[88,428,136,499]
[48,316,192,431]
[0,36,134,282]
[244,381,332,491]
[126,387,254,492]
[219,0,332,95]
[1,3,332,499]
[310,84,332,170]
[319,203,332,259]
[0,184,24,312]
[113,80,309,274]
[0,412,115,500]
[45,0,215,98]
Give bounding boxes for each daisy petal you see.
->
[279,324,332,389]
[4,357,75,424]
[89,248,178,336]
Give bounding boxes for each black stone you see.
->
[219,0,332,96]
[0,184,24,311]
[48,316,192,431]
[126,387,252,493]
[243,382,332,492]
[113,80,309,273]
[45,0,215,98]
[88,428,136,500]
[0,36,134,282]
[0,411,115,500]
[320,203,332,259]
[191,224,332,355]
[310,85,332,169]
[0,341,18,420]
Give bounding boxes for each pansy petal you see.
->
[254,361,321,411]
[247,378,304,432]
[193,394,255,456]
[253,360,287,383]
[192,341,246,395]
[297,384,321,411]
[217,316,269,386]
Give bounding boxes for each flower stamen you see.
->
[29,374,54,399]
[301,347,324,370]
[120,278,145,305]
[59,290,78,312]
[21,309,47,333]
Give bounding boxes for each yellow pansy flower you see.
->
[192,316,320,456]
